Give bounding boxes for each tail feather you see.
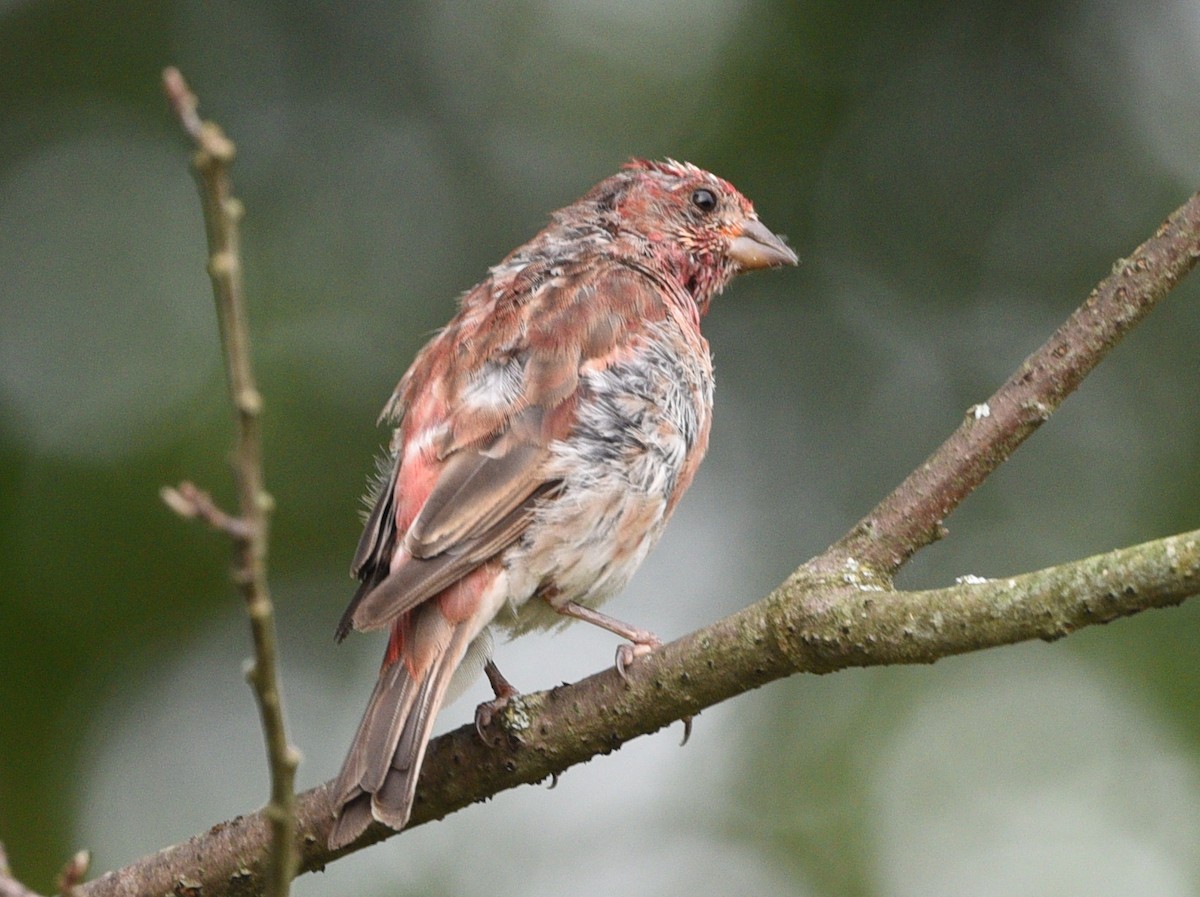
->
[328,790,373,851]
[328,617,475,849]
[358,660,422,794]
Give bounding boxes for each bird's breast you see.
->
[497,322,713,635]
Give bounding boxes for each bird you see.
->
[328,158,796,849]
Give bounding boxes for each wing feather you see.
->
[337,260,673,637]
[348,481,559,632]
[406,411,547,558]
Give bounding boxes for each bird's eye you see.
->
[691,188,717,213]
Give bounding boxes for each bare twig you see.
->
[57,852,89,897]
[162,67,203,140]
[159,66,298,897]
[161,482,254,539]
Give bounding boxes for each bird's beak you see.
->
[727,218,798,270]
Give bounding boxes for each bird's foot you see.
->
[614,634,663,681]
[475,660,521,739]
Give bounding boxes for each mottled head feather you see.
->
[622,157,705,178]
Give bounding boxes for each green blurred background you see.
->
[2,1,1199,895]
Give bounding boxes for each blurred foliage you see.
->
[2,1,1200,895]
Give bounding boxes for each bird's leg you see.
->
[552,600,695,744]
[475,659,521,737]
[552,600,663,680]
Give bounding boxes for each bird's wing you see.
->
[337,259,676,638]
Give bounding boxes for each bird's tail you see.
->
[328,609,475,849]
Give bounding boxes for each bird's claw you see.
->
[614,635,663,682]
[610,636,695,744]
[475,692,515,739]
[476,660,521,740]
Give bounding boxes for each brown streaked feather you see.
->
[406,411,548,558]
[522,348,581,407]
[335,461,400,641]
[350,463,398,577]
[327,790,374,850]
[337,571,382,643]
[371,619,475,829]
[349,481,559,632]
[328,611,478,848]
[580,311,621,358]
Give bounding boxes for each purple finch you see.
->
[329,159,796,848]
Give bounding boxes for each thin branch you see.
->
[161,482,254,540]
[159,67,298,897]
[809,192,1200,582]
[0,846,81,897]
[57,852,89,897]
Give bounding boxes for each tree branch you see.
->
[810,192,1200,581]
[79,527,1200,897]
[158,67,299,897]
[74,82,1200,896]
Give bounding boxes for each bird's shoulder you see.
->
[383,252,698,433]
